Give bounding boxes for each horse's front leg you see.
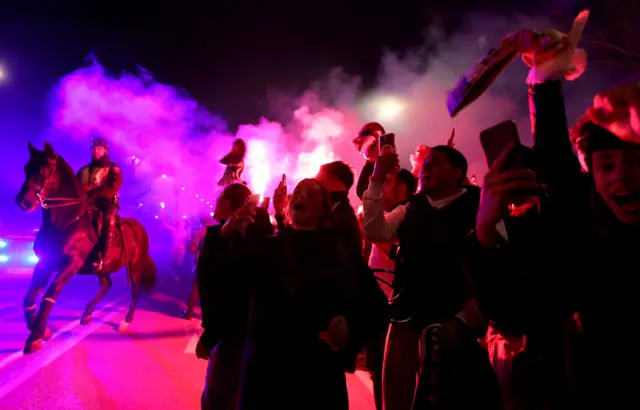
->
[23,258,56,335]
[81,275,113,325]
[24,246,89,354]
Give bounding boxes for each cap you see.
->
[91,137,109,150]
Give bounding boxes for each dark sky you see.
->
[0,0,540,130]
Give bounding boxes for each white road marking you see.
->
[0,293,130,400]
[184,321,203,354]
[0,302,18,310]
[354,370,374,394]
[0,310,22,323]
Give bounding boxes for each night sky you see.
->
[0,0,552,130]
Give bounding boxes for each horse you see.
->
[15,142,157,354]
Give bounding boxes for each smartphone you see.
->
[260,196,271,209]
[480,120,535,171]
[379,133,396,155]
[247,194,261,206]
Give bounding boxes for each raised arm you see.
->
[362,179,407,243]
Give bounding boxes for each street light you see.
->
[361,95,406,124]
[377,98,404,121]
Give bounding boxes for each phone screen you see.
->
[378,133,396,155]
[248,194,261,206]
[479,120,520,168]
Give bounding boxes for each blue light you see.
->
[27,254,39,264]
[0,240,6,248]
[0,255,8,263]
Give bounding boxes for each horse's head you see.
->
[15,142,60,212]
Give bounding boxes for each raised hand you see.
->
[221,195,258,237]
[476,143,538,246]
[273,175,287,216]
[372,153,400,183]
[319,315,349,352]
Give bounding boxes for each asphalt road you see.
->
[0,266,375,410]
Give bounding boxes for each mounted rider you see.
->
[76,137,123,270]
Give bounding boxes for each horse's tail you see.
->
[138,254,157,293]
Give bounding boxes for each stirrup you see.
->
[93,255,104,270]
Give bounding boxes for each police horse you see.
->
[15,142,157,354]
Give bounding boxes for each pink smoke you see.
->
[48,56,362,219]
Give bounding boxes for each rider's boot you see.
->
[94,214,116,270]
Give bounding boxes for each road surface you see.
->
[0,265,375,410]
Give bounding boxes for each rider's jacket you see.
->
[76,156,123,202]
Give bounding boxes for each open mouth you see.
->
[612,191,640,206]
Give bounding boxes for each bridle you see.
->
[30,155,87,229]
[33,156,82,209]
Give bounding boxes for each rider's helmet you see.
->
[91,137,109,151]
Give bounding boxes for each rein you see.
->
[37,193,83,209]
[37,191,88,229]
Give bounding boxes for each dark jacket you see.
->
[528,80,640,407]
[196,207,274,349]
[392,187,481,328]
[76,156,122,200]
[356,161,375,200]
[329,190,363,258]
[237,227,388,410]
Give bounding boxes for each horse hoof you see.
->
[24,338,43,355]
[80,315,93,325]
[117,321,130,332]
[43,327,53,341]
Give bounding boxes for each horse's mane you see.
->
[55,154,83,197]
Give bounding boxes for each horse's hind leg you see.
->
[24,254,83,354]
[23,259,55,340]
[118,271,141,332]
[80,275,112,325]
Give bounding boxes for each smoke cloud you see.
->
[41,10,607,222]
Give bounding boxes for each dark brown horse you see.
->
[15,142,157,354]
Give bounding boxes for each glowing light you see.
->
[209,212,214,217]
[130,156,141,167]
[0,255,8,263]
[246,140,270,197]
[376,97,405,121]
[161,174,167,179]
[138,203,143,207]
[181,187,185,191]
[0,240,6,248]
[27,254,39,264]
[0,66,6,82]
[182,215,187,219]
[195,194,199,198]
[296,145,334,180]
[155,215,159,219]
[160,202,165,208]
